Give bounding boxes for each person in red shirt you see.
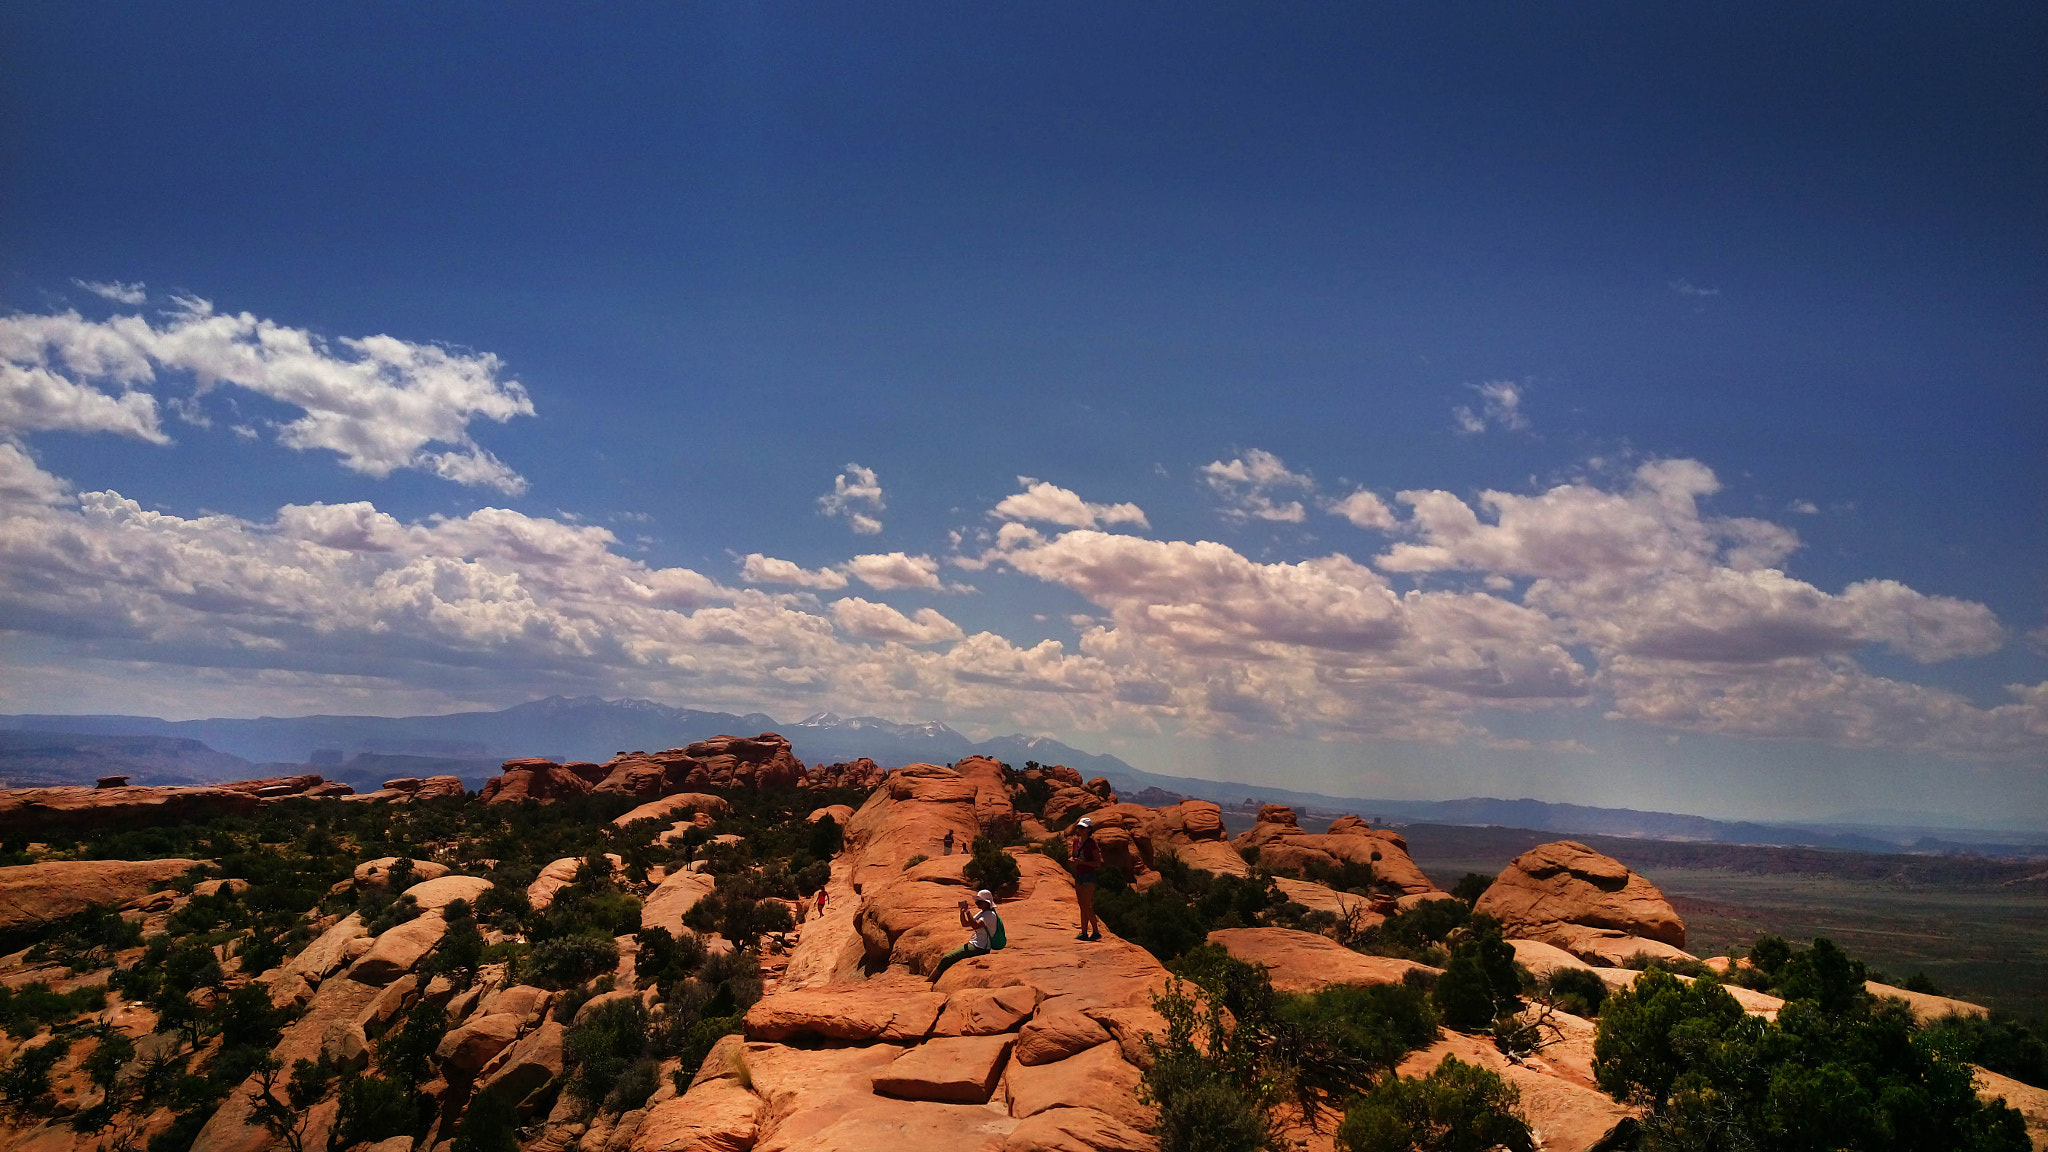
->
[1069,817,1103,941]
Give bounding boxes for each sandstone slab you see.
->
[353,857,451,887]
[1867,980,1989,1024]
[1002,1107,1157,1152]
[349,913,447,985]
[1206,927,1437,994]
[640,868,717,936]
[1396,1033,1637,1152]
[935,984,1038,1036]
[436,1011,523,1079]
[1015,1010,1112,1066]
[0,858,206,930]
[1003,1041,1152,1132]
[873,1034,1015,1103]
[402,874,492,912]
[742,977,948,1043]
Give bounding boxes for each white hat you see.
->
[975,889,995,905]
[1075,817,1093,829]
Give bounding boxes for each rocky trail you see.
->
[0,736,2038,1152]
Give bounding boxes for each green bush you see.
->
[335,1074,430,1148]
[0,981,108,1038]
[963,836,1021,892]
[1543,967,1608,1018]
[1336,1054,1533,1152]
[377,1003,449,1086]
[525,935,621,989]
[1595,966,2030,1151]
[0,1037,72,1115]
[1449,873,1493,904]
[1925,1012,2048,1089]
[808,815,844,859]
[452,1084,520,1152]
[565,998,653,1114]
[1140,980,1278,1152]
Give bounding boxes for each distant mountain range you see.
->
[3,697,2042,856]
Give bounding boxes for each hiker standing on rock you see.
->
[1070,817,1102,941]
[943,828,955,855]
[931,889,1002,981]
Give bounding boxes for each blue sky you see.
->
[2,4,2042,823]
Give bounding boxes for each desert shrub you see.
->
[1353,899,1469,965]
[0,981,107,1038]
[427,899,486,986]
[0,1037,71,1115]
[1302,857,1377,893]
[212,982,289,1050]
[902,854,929,870]
[1596,966,2029,1151]
[565,997,653,1113]
[1449,872,1493,904]
[633,926,708,999]
[1745,934,1793,982]
[794,859,830,896]
[808,814,844,859]
[377,1003,449,1086]
[452,1083,521,1152]
[1903,970,1946,995]
[335,1074,430,1148]
[682,875,795,949]
[1336,1054,1532,1152]
[1141,980,1278,1152]
[525,934,621,989]
[1093,871,1211,962]
[672,1015,743,1077]
[1925,1012,2048,1089]
[1777,936,1869,1016]
[963,836,1021,891]
[24,904,142,971]
[1430,920,1521,1031]
[1543,967,1608,1017]
[1270,981,1440,1119]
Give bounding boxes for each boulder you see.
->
[1004,1040,1153,1133]
[742,977,949,1043]
[1228,809,1438,896]
[287,913,368,984]
[528,853,623,911]
[1084,1004,1173,1070]
[0,858,206,930]
[1002,1107,1156,1152]
[872,1034,1014,1103]
[1474,841,1686,952]
[640,869,717,936]
[807,804,856,826]
[348,913,447,985]
[613,792,730,828]
[934,985,1038,1036]
[1551,927,1696,968]
[1014,1010,1112,1066]
[479,983,553,1022]
[435,1012,523,1079]
[806,758,887,789]
[1507,938,1596,979]
[353,857,452,887]
[477,1018,567,1112]
[588,734,806,798]
[478,758,599,805]
[1206,927,1438,994]
[630,1077,762,1152]
[401,875,492,912]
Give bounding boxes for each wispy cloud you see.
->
[75,280,148,305]
[1452,380,1530,435]
[1668,278,1722,298]
[818,463,885,534]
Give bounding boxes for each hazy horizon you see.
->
[2,7,2042,826]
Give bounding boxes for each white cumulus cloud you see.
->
[831,598,965,644]
[740,553,850,590]
[818,463,885,534]
[992,478,1148,530]
[0,297,534,491]
[1201,448,1312,522]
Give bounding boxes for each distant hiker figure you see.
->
[943,829,955,855]
[1070,817,1102,941]
[931,888,1003,981]
[815,888,827,918]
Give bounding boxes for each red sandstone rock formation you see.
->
[0,773,351,836]
[1229,805,1439,895]
[478,758,603,805]
[1473,840,1689,962]
[806,756,887,789]
[0,858,207,930]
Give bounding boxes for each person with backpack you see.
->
[1070,816,1103,941]
[930,888,1004,982]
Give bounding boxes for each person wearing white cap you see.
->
[931,888,1004,982]
[1069,816,1103,941]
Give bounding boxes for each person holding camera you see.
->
[930,888,1002,982]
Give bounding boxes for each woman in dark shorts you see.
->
[1070,816,1102,941]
